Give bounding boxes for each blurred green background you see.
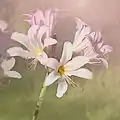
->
[0,0,120,120]
[0,59,120,120]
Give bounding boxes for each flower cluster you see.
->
[0,9,112,98]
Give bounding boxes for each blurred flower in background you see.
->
[72,18,113,68]
[0,20,8,32]
[0,57,21,79]
[7,25,57,69]
[24,8,59,38]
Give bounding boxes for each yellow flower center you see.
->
[35,49,42,55]
[58,66,65,76]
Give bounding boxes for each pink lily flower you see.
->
[72,18,113,68]
[24,8,59,38]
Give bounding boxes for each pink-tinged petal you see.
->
[56,80,68,98]
[23,14,33,25]
[46,58,59,70]
[100,45,113,55]
[27,25,39,40]
[1,58,15,71]
[24,19,32,24]
[99,58,108,68]
[73,18,91,49]
[33,9,44,25]
[95,32,103,49]
[89,32,103,48]
[7,47,32,59]
[37,26,48,40]
[73,37,90,53]
[4,71,22,79]
[24,10,44,25]
[67,68,92,79]
[0,20,8,32]
[36,52,48,65]
[65,56,89,71]
[27,25,44,49]
[43,38,57,48]
[44,71,60,86]
[11,32,28,48]
[76,17,87,30]
[23,14,33,18]
[84,45,99,58]
[60,42,73,65]
[45,9,52,26]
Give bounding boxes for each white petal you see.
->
[4,71,22,79]
[45,9,52,26]
[0,20,8,32]
[33,9,44,25]
[56,80,68,98]
[60,42,73,65]
[1,58,15,71]
[37,52,48,65]
[73,18,91,49]
[44,71,60,86]
[7,47,32,59]
[11,32,28,48]
[73,37,90,53]
[46,58,59,70]
[43,38,57,48]
[37,25,48,40]
[67,68,92,79]
[27,25,39,40]
[76,17,87,30]
[100,45,113,54]
[65,56,89,71]
[28,25,47,50]
[84,44,99,58]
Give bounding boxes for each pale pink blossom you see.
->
[7,25,57,69]
[24,9,59,37]
[72,18,113,68]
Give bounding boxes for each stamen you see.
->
[35,49,42,55]
[26,58,38,71]
[58,66,65,76]
[63,75,79,88]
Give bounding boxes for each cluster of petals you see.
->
[24,8,58,37]
[72,18,112,68]
[44,42,92,98]
[7,25,57,67]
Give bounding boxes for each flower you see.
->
[72,17,91,53]
[24,9,58,37]
[72,18,113,68]
[7,25,57,69]
[0,57,21,79]
[88,31,113,56]
[44,42,92,98]
[85,31,113,68]
[0,20,8,32]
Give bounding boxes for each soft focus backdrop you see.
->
[0,0,120,120]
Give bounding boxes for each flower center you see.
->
[58,66,65,76]
[35,49,42,55]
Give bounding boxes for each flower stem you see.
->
[32,85,47,120]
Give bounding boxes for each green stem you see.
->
[32,85,47,120]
